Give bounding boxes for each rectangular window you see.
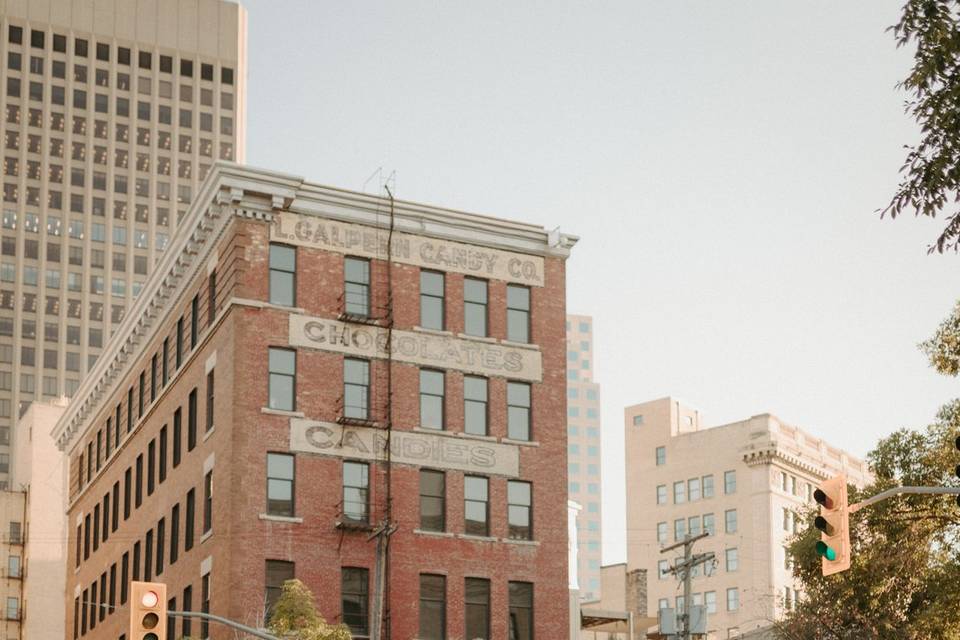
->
[156,517,165,575]
[173,408,182,467]
[185,489,195,550]
[206,370,215,431]
[703,513,717,536]
[133,541,141,581]
[725,509,737,534]
[342,567,369,637]
[724,470,736,494]
[265,560,295,621]
[138,372,145,418]
[127,388,134,432]
[419,271,444,330]
[121,552,129,604]
[185,388,198,452]
[268,348,296,411]
[674,518,686,541]
[655,446,666,465]
[147,439,156,495]
[507,480,532,540]
[151,353,158,402]
[508,582,534,640]
[463,278,488,336]
[656,521,668,544]
[419,470,445,532]
[702,474,715,498]
[112,482,120,531]
[203,470,213,533]
[159,426,168,483]
[673,481,686,504]
[176,317,184,368]
[656,485,667,505]
[506,285,531,343]
[726,588,739,611]
[170,504,180,566]
[463,376,488,435]
[419,574,446,640]
[269,244,297,307]
[419,369,444,429]
[688,515,701,537]
[688,477,701,501]
[725,547,738,572]
[191,294,199,347]
[144,529,153,581]
[344,256,370,316]
[135,454,143,507]
[124,468,132,519]
[182,586,192,638]
[465,578,490,640]
[507,382,531,440]
[464,476,489,536]
[162,338,169,387]
[267,453,295,517]
[201,573,210,638]
[343,358,369,420]
[343,461,369,524]
[208,271,217,325]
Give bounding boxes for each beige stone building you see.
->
[567,314,602,600]
[625,397,871,639]
[0,0,247,486]
[11,398,68,640]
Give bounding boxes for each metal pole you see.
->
[168,610,279,640]
[849,486,960,513]
[681,536,692,640]
[628,610,635,640]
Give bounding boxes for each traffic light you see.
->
[814,474,850,576]
[129,581,167,640]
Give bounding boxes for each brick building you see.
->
[53,163,577,639]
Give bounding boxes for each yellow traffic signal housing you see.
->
[814,474,850,576]
[129,581,167,640]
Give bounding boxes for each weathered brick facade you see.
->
[56,164,577,639]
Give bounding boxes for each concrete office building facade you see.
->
[0,0,246,487]
[624,397,870,639]
[566,314,602,601]
[55,164,577,639]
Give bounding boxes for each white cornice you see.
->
[52,162,578,451]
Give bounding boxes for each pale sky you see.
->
[241,1,958,564]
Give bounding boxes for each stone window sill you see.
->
[259,513,303,524]
[502,438,540,448]
[413,529,454,538]
[261,407,305,418]
[457,534,497,542]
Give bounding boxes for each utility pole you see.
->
[660,532,715,640]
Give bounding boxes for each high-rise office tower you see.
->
[567,314,602,601]
[0,0,246,487]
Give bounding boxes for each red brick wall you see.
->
[65,214,569,640]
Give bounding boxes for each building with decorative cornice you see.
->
[53,162,577,640]
[623,397,870,639]
[0,0,246,489]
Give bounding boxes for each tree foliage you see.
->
[920,299,960,375]
[882,1,960,253]
[267,579,353,640]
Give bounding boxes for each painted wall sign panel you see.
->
[271,211,545,286]
[289,315,543,382]
[289,418,521,477]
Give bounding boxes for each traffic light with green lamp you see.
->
[129,581,167,640]
[814,474,850,576]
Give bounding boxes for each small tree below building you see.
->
[268,579,353,640]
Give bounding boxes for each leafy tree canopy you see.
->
[882,0,960,253]
[268,579,353,640]
[921,299,960,376]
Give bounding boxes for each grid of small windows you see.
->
[0,20,240,478]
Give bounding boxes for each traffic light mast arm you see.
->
[849,486,960,514]
[167,610,279,640]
